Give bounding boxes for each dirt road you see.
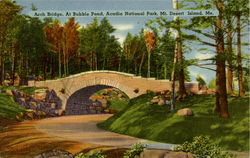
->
[35,114,144,147]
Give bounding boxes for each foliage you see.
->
[123,143,145,158]
[208,78,216,89]
[196,75,206,86]
[0,90,27,120]
[75,151,106,158]
[98,93,249,151]
[174,136,235,158]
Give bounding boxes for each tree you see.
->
[44,19,63,78]
[0,0,21,84]
[196,75,206,87]
[144,30,156,78]
[79,18,120,71]
[62,17,79,76]
[183,0,230,118]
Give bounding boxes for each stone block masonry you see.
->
[28,71,199,110]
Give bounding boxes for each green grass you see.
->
[98,93,249,152]
[0,93,27,120]
[94,89,130,112]
[108,100,129,111]
[0,86,44,95]
[0,86,44,120]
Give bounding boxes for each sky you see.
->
[15,0,218,83]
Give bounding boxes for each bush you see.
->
[123,143,145,158]
[174,136,235,158]
[75,151,106,158]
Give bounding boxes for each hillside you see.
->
[98,93,249,152]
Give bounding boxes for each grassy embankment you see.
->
[0,86,42,120]
[98,92,249,152]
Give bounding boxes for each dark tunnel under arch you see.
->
[65,84,128,115]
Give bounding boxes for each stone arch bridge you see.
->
[28,71,199,114]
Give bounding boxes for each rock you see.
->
[140,149,170,158]
[5,89,13,96]
[158,98,166,106]
[200,85,208,91]
[15,115,21,121]
[151,98,160,104]
[104,109,110,113]
[50,103,56,109]
[13,74,21,86]
[206,89,216,95]
[29,101,38,109]
[3,80,11,86]
[153,96,159,99]
[89,95,102,102]
[33,89,48,102]
[26,112,34,120]
[197,90,207,95]
[177,108,193,116]
[55,109,65,116]
[109,109,118,114]
[33,150,74,158]
[118,93,123,98]
[98,99,108,108]
[164,151,195,158]
[37,111,47,117]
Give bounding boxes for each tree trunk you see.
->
[147,50,151,78]
[59,52,61,78]
[226,18,234,96]
[164,62,167,79]
[215,68,221,113]
[11,44,17,84]
[0,55,4,85]
[215,0,229,118]
[177,37,187,97]
[90,52,93,71]
[139,51,145,76]
[236,13,245,97]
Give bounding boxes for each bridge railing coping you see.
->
[32,70,193,84]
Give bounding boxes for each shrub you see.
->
[123,143,145,158]
[173,136,235,158]
[75,151,106,158]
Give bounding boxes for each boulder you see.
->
[151,98,160,104]
[200,85,208,91]
[164,152,195,158]
[15,115,22,121]
[197,90,207,95]
[177,108,193,116]
[55,109,65,116]
[158,98,166,106]
[33,150,74,158]
[98,99,108,108]
[26,112,34,120]
[13,74,21,86]
[3,80,11,86]
[118,93,123,98]
[104,109,110,113]
[29,101,38,109]
[206,89,216,95]
[33,89,48,102]
[109,109,118,114]
[50,103,56,109]
[5,89,13,96]
[140,149,170,158]
[89,95,102,102]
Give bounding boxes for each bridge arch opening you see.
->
[65,84,129,115]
